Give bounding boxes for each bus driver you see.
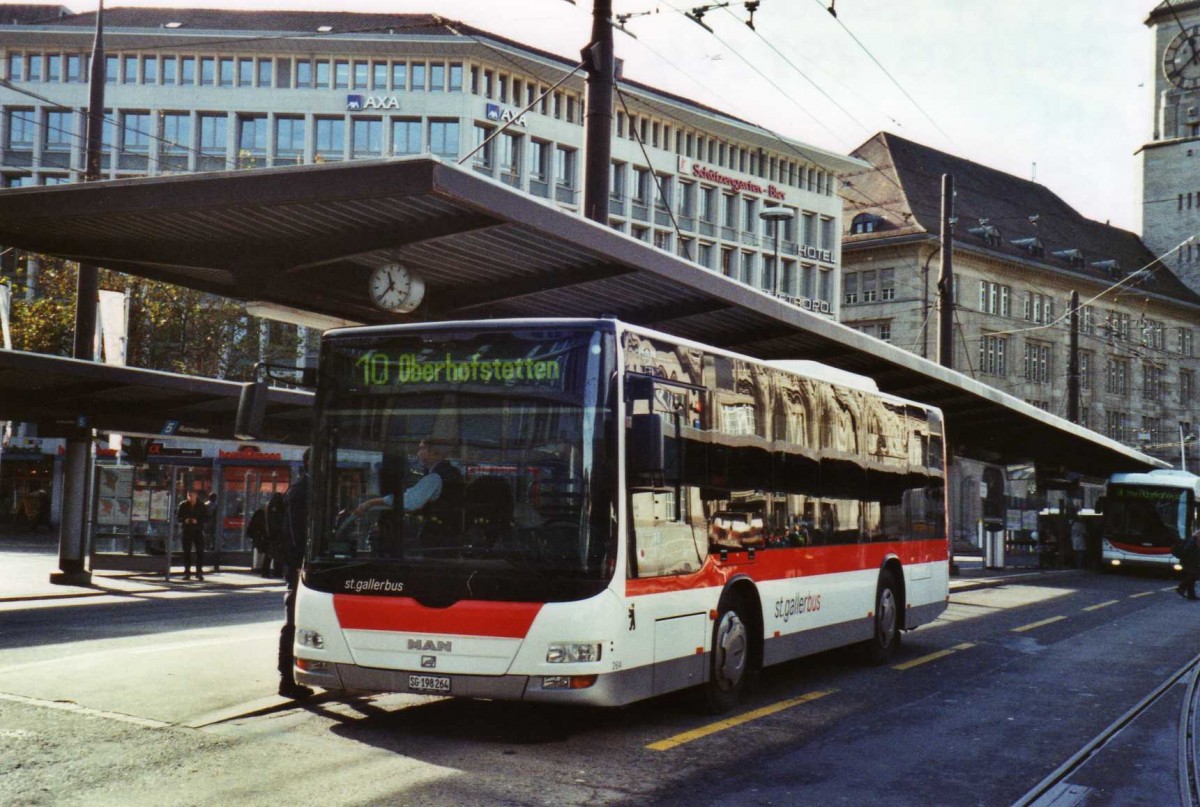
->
[354,439,464,543]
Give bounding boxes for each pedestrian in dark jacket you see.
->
[203,492,220,572]
[1177,529,1200,600]
[278,449,313,699]
[175,489,208,581]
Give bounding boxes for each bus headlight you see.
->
[547,642,602,663]
[297,629,325,649]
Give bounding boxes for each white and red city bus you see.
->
[1100,469,1199,572]
[293,319,949,710]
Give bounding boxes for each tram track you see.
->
[1012,650,1200,807]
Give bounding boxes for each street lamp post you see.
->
[759,208,793,296]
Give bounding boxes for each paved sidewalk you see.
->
[0,530,284,603]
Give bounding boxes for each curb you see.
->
[950,568,1084,593]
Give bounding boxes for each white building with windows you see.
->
[0,4,864,316]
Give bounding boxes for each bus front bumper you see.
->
[295,660,641,707]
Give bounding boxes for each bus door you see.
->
[626,374,710,695]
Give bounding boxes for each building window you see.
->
[700,186,717,223]
[879,268,895,301]
[238,58,254,87]
[1179,327,1194,356]
[122,54,137,84]
[333,60,349,90]
[979,334,1008,376]
[802,212,816,246]
[315,60,331,89]
[720,247,735,277]
[529,139,549,181]
[181,57,196,85]
[1106,410,1128,443]
[632,168,651,205]
[850,213,881,234]
[352,61,368,90]
[1144,363,1164,401]
[121,111,150,152]
[275,116,305,158]
[258,58,273,88]
[429,62,445,92]
[555,145,576,187]
[219,57,234,87]
[428,120,459,159]
[472,124,495,169]
[448,63,463,92]
[698,241,714,270]
[1143,318,1164,350]
[1105,358,1129,396]
[200,57,215,86]
[372,61,388,90]
[1023,292,1054,323]
[351,118,382,158]
[1023,341,1051,384]
[499,132,521,177]
[314,117,344,160]
[411,62,427,91]
[104,54,117,83]
[861,269,878,302]
[980,281,1012,316]
[161,112,190,154]
[391,118,421,155]
[66,54,83,83]
[609,161,625,200]
[237,114,267,159]
[654,230,672,252]
[44,110,72,150]
[843,273,858,305]
[7,52,22,81]
[198,113,227,158]
[392,62,407,91]
[1183,370,1194,404]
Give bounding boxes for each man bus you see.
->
[291,319,950,711]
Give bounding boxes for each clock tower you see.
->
[1142,1,1200,294]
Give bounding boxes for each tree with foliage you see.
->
[4,254,304,380]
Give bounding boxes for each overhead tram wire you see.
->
[808,0,952,145]
[958,235,1198,346]
[710,1,873,137]
[0,78,237,173]
[614,84,692,260]
[607,17,915,225]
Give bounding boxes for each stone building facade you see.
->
[842,132,1200,472]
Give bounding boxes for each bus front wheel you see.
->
[705,596,750,713]
[863,570,901,665]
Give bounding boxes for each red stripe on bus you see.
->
[333,595,543,637]
[1107,541,1173,556]
[626,539,948,597]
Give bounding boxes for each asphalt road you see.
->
[1,568,1197,806]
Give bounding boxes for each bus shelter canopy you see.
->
[0,157,1165,474]
[0,349,311,444]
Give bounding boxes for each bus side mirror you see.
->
[234,380,269,440]
[628,413,664,475]
[1093,496,1105,515]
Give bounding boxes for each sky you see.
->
[72,0,1156,233]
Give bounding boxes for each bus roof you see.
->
[324,317,934,415]
[1109,469,1200,490]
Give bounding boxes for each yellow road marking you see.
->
[1129,591,1157,599]
[646,689,835,751]
[892,642,975,671]
[1083,599,1120,612]
[1011,615,1066,633]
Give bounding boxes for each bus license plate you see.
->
[408,674,451,694]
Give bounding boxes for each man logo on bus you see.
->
[408,639,453,652]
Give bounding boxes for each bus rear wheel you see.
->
[705,596,751,713]
[863,569,901,665]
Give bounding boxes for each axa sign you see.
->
[347,94,401,111]
[486,103,527,128]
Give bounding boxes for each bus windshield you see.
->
[1102,485,1189,548]
[306,327,616,604]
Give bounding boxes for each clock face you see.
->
[368,263,425,313]
[1165,25,1200,89]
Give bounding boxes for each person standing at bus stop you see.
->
[279,449,314,700]
[1176,528,1200,600]
[175,489,208,581]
